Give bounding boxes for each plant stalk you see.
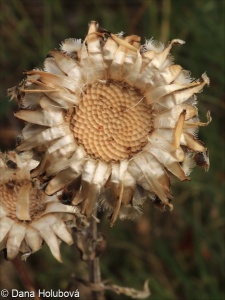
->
[89,212,105,300]
[12,257,41,300]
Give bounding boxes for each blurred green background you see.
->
[0,0,224,299]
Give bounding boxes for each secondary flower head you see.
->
[0,151,81,262]
[9,21,211,226]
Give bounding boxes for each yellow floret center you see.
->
[71,81,153,162]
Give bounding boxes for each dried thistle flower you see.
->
[0,151,81,262]
[8,21,211,226]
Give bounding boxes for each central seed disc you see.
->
[72,81,153,162]
[0,181,46,221]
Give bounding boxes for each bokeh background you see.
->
[0,0,224,299]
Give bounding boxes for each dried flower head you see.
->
[8,21,211,226]
[0,151,81,262]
